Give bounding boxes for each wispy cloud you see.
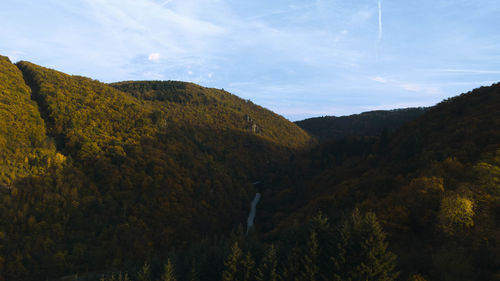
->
[361,102,433,112]
[371,76,387,83]
[370,76,441,95]
[435,68,500,74]
[2,0,498,120]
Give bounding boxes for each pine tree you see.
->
[301,230,319,281]
[257,244,278,281]
[222,242,243,281]
[283,243,306,281]
[136,263,151,281]
[243,251,255,281]
[161,259,177,281]
[332,209,398,281]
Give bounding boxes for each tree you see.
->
[438,195,474,235]
[332,209,398,281]
[243,251,255,281]
[161,259,177,281]
[136,263,151,281]
[257,244,278,281]
[301,230,319,281]
[222,242,243,281]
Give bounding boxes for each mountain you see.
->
[0,57,312,280]
[1,53,500,281]
[267,82,500,280]
[295,108,427,142]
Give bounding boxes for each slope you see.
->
[266,82,500,280]
[0,55,58,186]
[295,107,427,142]
[0,59,312,280]
[111,80,311,149]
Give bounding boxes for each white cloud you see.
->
[148,53,161,62]
[435,68,500,74]
[360,102,434,111]
[370,76,441,95]
[400,83,441,95]
[370,76,387,83]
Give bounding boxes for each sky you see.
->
[1,0,500,121]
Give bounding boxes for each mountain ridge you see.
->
[1,54,500,280]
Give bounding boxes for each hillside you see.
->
[0,56,58,187]
[2,54,500,281]
[0,59,311,281]
[295,108,427,142]
[267,82,500,280]
[111,80,311,149]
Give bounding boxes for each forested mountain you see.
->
[268,82,500,280]
[295,108,427,142]
[0,56,311,281]
[1,54,500,281]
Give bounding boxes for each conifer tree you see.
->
[332,209,398,281]
[222,242,243,281]
[136,263,151,281]
[284,244,307,281]
[257,244,278,281]
[301,230,319,281]
[243,251,255,281]
[161,259,177,281]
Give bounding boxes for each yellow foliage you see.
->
[439,195,474,235]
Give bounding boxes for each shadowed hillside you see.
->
[268,82,500,280]
[295,108,427,142]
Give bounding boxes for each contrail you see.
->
[378,0,382,41]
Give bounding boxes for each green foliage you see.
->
[242,251,255,281]
[222,242,243,281]
[0,59,312,280]
[112,81,312,149]
[1,55,500,281]
[301,230,319,281]
[296,108,427,142]
[136,263,151,281]
[161,259,177,281]
[256,245,278,281]
[332,209,398,281]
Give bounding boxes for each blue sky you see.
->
[1,0,499,120]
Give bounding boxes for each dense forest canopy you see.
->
[0,55,499,281]
[295,108,428,142]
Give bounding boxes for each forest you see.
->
[0,54,499,280]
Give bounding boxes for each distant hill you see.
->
[111,80,311,148]
[269,82,500,280]
[295,108,427,142]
